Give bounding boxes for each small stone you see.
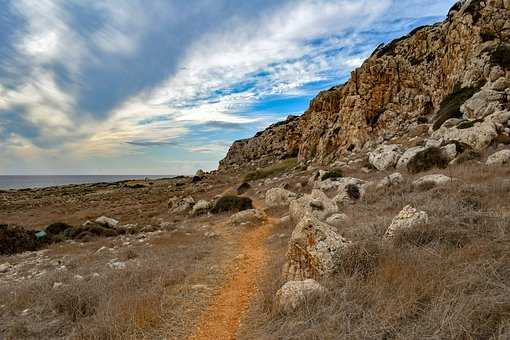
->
[95,216,119,228]
[0,263,10,273]
[275,279,325,312]
[384,205,429,240]
[486,150,510,166]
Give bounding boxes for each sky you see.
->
[0,0,456,175]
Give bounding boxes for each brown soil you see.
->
[188,217,277,340]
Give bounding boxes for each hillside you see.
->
[220,0,510,169]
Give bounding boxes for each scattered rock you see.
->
[283,214,350,281]
[191,200,213,216]
[289,190,338,223]
[275,279,325,312]
[486,149,510,166]
[412,174,453,190]
[384,205,429,240]
[95,216,119,228]
[368,144,402,171]
[170,196,196,214]
[377,173,404,189]
[228,209,267,226]
[325,213,349,228]
[0,262,10,273]
[265,188,298,208]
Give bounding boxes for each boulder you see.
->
[191,200,213,216]
[325,213,349,228]
[384,205,429,240]
[265,188,298,208]
[228,209,267,226]
[486,149,510,166]
[376,172,404,189]
[170,196,195,214]
[95,216,119,228]
[275,279,325,312]
[283,215,350,281]
[289,190,338,223]
[432,118,498,152]
[368,144,402,171]
[412,174,453,190]
[441,143,458,162]
[0,262,10,273]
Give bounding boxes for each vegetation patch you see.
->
[432,85,479,130]
[211,195,253,214]
[321,169,343,181]
[0,224,41,255]
[491,44,510,70]
[243,158,297,182]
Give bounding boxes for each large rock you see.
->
[486,150,510,166]
[265,188,298,208]
[228,209,267,226]
[283,215,350,281]
[95,216,119,228]
[275,279,325,312]
[384,205,429,240]
[325,213,349,228]
[368,144,402,171]
[431,118,499,152]
[412,174,453,190]
[289,190,338,223]
[169,196,195,214]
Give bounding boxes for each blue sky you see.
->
[0,0,456,175]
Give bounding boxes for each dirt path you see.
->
[188,217,276,340]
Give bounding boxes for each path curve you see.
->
[188,217,276,340]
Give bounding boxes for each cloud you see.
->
[0,0,458,174]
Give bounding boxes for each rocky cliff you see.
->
[220,0,510,169]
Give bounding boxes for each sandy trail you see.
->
[188,216,276,340]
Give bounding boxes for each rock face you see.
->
[283,215,350,281]
[384,205,429,240]
[289,189,338,223]
[219,1,510,169]
[275,279,325,312]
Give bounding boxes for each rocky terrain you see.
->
[1,1,510,339]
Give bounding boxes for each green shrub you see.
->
[243,158,297,182]
[407,147,449,174]
[45,222,73,235]
[0,225,40,255]
[432,86,479,130]
[321,169,344,181]
[211,196,253,214]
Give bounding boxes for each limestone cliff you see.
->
[220,0,510,169]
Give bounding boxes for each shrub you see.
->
[45,222,73,235]
[243,158,297,182]
[338,241,382,278]
[211,195,253,214]
[237,182,251,195]
[491,44,510,70]
[346,184,361,200]
[432,86,479,130]
[407,147,449,174]
[321,169,343,181]
[0,225,40,255]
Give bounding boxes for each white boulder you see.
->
[376,173,404,189]
[228,209,267,226]
[95,216,119,228]
[275,279,325,312]
[325,213,349,228]
[368,144,402,170]
[283,215,350,281]
[486,150,510,166]
[384,205,429,240]
[265,188,298,208]
[289,190,338,223]
[191,200,213,216]
[412,174,453,189]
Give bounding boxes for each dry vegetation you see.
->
[239,163,510,339]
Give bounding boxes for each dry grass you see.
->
[243,158,298,182]
[239,163,510,340]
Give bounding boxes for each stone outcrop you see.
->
[283,215,350,281]
[265,188,298,208]
[219,1,510,169]
[289,189,338,223]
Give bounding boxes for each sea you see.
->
[0,175,175,190]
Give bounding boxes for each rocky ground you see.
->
[1,143,510,339]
